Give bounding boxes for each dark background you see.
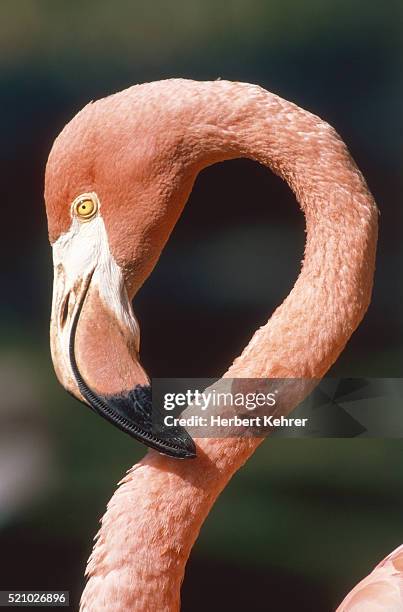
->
[0,1,402,610]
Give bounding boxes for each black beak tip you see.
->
[92,385,197,460]
[175,433,197,459]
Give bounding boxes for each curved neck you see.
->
[80,80,377,611]
[179,80,378,378]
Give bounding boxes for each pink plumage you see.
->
[337,545,403,610]
[44,79,379,611]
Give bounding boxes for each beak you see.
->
[50,235,196,459]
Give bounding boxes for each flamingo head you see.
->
[44,85,197,458]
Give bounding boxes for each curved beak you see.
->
[49,218,196,459]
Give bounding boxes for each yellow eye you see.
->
[73,195,98,221]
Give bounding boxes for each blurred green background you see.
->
[1,1,402,610]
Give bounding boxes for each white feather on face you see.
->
[50,192,140,395]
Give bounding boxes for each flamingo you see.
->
[44,79,378,611]
[336,545,403,610]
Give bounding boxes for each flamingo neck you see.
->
[80,80,377,612]
[179,80,378,378]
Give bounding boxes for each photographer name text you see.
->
[164,415,308,428]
